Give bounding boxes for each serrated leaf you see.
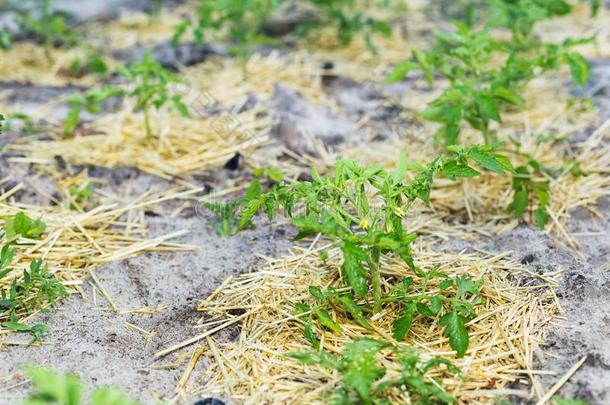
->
[340,339,387,403]
[303,321,320,349]
[439,279,454,291]
[468,148,505,174]
[2,321,31,331]
[387,61,418,82]
[475,93,501,122]
[91,387,140,405]
[509,189,529,217]
[441,161,480,179]
[393,303,415,341]
[493,86,525,107]
[308,286,325,300]
[534,207,549,229]
[566,52,590,87]
[439,311,469,357]
[314,308,342,333]
[341,243,369,298]
[287,350,339,369]
[337,295,374,330]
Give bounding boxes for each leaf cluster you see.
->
[288,339,456,405]
[22,366,141,405]
[1,0,79,60]
[0,213,65,325]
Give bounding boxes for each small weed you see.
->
[3,112,36,133]
[2,321,49,346]
[66,52,108,78]
[553,397,591,405]
[67,183,94,210]
[1,213,65,323]
[64,87,124,135]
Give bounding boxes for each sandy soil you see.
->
[0,2,609,405]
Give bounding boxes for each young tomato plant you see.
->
[207,146,511,356]
[64,52,190,138]
[172,0,281,54]
[117,52,191,139]
[388,23,591,147]
[301,0,394,54]
[16,0,79,61]
[173,0,396,55]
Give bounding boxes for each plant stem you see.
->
[144,107,152,140]
[369,248,382,314]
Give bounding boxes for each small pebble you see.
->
[224,152,242,171]
[193,399,226,405]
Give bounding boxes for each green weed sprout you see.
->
[1,213,65,343]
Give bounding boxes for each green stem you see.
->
[144,107,152,140]
[369,248,382,314]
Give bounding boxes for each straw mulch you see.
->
[168,239,558,404]
[0,182,197,330]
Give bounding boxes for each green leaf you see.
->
[439,311,469,357]
[314,308,342,333]
[439,279,454,291]
[24,366,82,405]
[387,61,418,82]
[566,52,590,87]
[91,387,141,405]
[534,207,549,229]
[392,303,415,340]
[441,161,480,179]
[5,212,46,240]
[303,321,320,349]
[337,296,374,330]
[2,321,31,331]
[468,148,505,174]
[475,93,501,122]
[341,243,369,298]
[340,339,387,403]
[237,196,264,231]
[308,286,325,300]
[493,87,525,107]
[287,350,339,369]
[416,302,435,317]
[552,396,591,405]
[509,189,529,217]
